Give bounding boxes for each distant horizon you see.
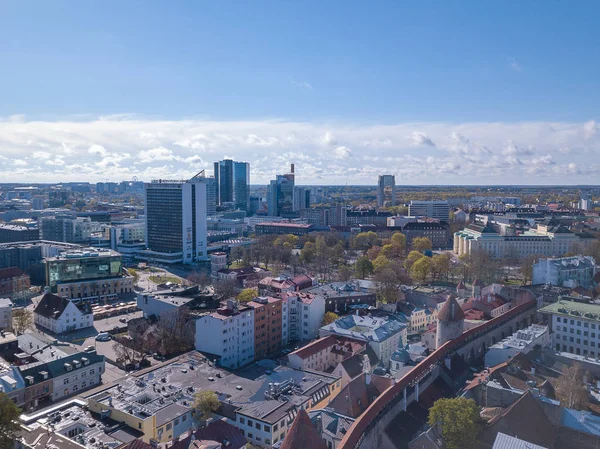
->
[1,2,600,184]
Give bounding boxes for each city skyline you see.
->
[1,1,599,184]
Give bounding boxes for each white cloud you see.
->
[0,116,598,184]
[508,57,522,72]
[291,80,313,90]
[408,131,436,147]
[333,146,352,159]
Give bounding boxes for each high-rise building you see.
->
[143,174,207,264]
[408,200,450,221]
[214,159,250,211]
[579,190,592,211]
[268,165,296,217]
[293,186,310,211]
[377,175,396,207]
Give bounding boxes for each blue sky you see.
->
[1,1,599,184]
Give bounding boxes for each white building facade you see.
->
[408,201,450,221]
[0,298,13,330]
[195,301,255,369]
[532,255,596,288]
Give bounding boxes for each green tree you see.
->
[410,256,431,283]
[412,237,433,252]
[373,255,391,273]
[193,390,220,419]
[321,312,339,326]
[428,397,481,449]
[0,392,21,449]
[300,241,316,264]
[236,288,258,303]
[390,232,407,253]
[404,250,425,271]
[354,256,374,279]
[352,231,379,251]
[431,253,452,281]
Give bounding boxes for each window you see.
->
[255,422,260,429]
[166,423,172,431]
[264,424,270,432]
[248,433,253,439]
[240,417,245,425]
[247,420,253,427]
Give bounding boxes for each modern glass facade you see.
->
[233,161,250,212]
[46,253,123,288]
[214,159,249,211]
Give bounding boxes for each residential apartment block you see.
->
[0,298,13,330]
[532,255,597,288]
[247,296,283,359]
[195,299,255,369]
[0,267,31,300]
[320,311,408,368]
[540,299,600,358]
[408,201,450,221]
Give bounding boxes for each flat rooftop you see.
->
[46,247,121,261]
[487,324,548,351]
[539,299,600,320]
[88,352,338,424]
[25,403,142,448]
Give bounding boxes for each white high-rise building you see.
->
[143,174,207,264]
[377,175,396,207]
[408,200,450,221]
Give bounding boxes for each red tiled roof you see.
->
[169,420,246,449]
[280,408,326,449]
[289,335,365,360]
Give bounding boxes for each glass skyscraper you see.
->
[214,159,250,211]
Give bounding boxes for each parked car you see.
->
[119,317,128,323]
[95,332,111,342]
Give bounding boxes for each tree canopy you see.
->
[193,390,220,419]
[321,312,339,326]
[556,364,589,409]
[412,237,433,252]
[354,256,374,279]
[0,392,21,449]
[236,288,258,303]
[428,397,481,449]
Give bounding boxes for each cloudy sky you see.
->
[1,1,599,185]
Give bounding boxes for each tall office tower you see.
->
[233,161,250,212]
[268,164,296,217]
[408,200,450,221]
[214,159,250,211]
[293,186,311,211]
[579,190,591,211]
[144,174,207,264]
[377,175,396,207]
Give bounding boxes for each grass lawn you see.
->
[149,275,181,284]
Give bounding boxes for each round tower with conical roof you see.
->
[436,295,465,349]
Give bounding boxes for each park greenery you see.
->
[0,392,21,449]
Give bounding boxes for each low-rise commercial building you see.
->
[408,201,450,221]
[484,324,549,367]
[255,222,314,236]
[86,352,340,447]
[302,282,376,314]
[0,223,39,243]
[45,247,133,302]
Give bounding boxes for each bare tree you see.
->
[155,307,195,355]
[12,308,33,335]
[187,270,211,288]
[214,279,237,299]
[556,364,589,409]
